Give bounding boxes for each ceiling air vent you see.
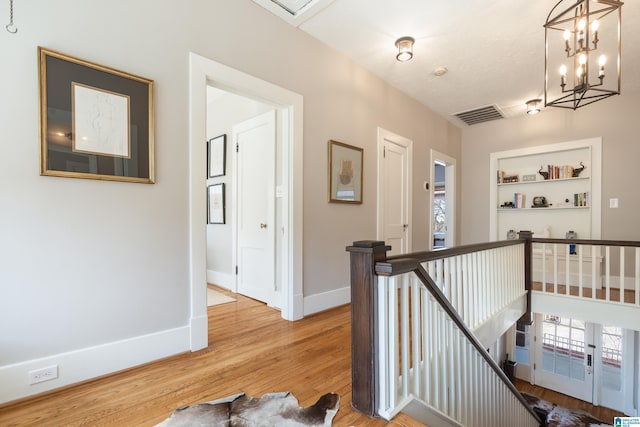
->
[270,0,315,15]
[253,0,334,26]
[453,105,505,126]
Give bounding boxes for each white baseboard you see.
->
[303,286,350,316]
[0,326,190,404]
[207,270,235,291]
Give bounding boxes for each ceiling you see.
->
[253,0,640,126]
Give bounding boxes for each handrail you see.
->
[386,239,523,263]
[532,237,640,247]
[377,256,542,424]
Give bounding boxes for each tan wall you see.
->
[0,0,460,395]
[460,91,640,244]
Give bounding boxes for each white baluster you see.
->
[411,277,421,397]
[578,245,583,298]
[592,245,597,300]
[553,244,559,294]
[400,275,409,398]
[377,276,390,413]
[636,248,640,306]
[620,246,625,303]
[606,246,611,302]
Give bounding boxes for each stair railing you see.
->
[346,240,540,426]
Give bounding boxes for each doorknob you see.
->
[260,223,268,229]
[403,224,409,230]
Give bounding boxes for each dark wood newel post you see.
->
[346,240,390,416]
[518,231,534,325]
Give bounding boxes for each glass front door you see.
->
[534,314,594,402]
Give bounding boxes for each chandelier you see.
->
[544,0,623,110]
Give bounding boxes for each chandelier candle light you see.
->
[544,0,623,109]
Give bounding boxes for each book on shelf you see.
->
[573,192,589,207]
[545,164,576,180]
[513,192,525,208]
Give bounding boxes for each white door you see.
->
[429,150,456,249]
[534,314,595,402]
[234,110,276,305]
[533,314,635,413]
[377,128,412,256]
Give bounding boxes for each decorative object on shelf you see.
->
[526,99,541,115]
[395,37,414,62]
[501,173,519,183]
[572,161,586,177]
[328,140,363,204]
[500,201,515,209]
[544,0,623,110]
[566,230,577,254]
[5,0,17,33]
[38,47,155,183]
[538,166,550,180]
[207,134,226,178]
[522,174,537,182]
[532,196,549,208]
[507,229,517,240]
[208,183,225,224]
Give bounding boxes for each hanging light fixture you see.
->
[395,37,414,62]
[526,99,542,115]
[544,0,623,110]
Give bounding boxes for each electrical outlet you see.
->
[28,365,58,385]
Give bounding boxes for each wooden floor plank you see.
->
[514,378,624,423]
[0,288,422,426]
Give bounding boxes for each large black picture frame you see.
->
[38,47,155,183]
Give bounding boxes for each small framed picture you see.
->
[328,140,363,204]
[208,183,225,224]
[38,47,154,183]
[207,134,226,178]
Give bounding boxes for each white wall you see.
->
[0,0,461,402]
[461,91,640,245]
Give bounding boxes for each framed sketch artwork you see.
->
[208,183,225,224]
[207,134,226,178]
[38,47,155,183]
[328,140,363,204]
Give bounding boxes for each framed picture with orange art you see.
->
[328,140,363,204]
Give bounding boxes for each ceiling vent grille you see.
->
[453,105,505,126]
[270,0,315,15]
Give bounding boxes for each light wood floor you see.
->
[0,287,423,426]
[533,280,638,304]
[514,378,624,423]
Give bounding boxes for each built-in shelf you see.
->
[489,138,602,242]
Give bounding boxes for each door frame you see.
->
[376,127,412,255]
[188,53,304,350]
[429,149,456,249]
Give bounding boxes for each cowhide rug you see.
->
[521,392,611,427]
[156,391,340,427]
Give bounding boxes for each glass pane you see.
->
[602,326,622,392]
[541,315,585,381]
[515,323,530,365]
